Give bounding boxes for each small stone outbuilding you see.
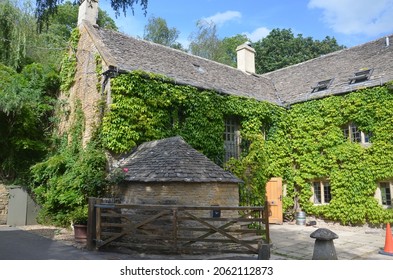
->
[111,136,242,208]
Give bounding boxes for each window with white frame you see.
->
[311,181,331,205]
[342,122,371,145]
[376,182,392,208]
[224,117,241,162]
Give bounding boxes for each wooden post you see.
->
[87,197,96,251]
[264,198,270,243]
[95,198,102,248]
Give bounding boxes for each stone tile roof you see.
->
[82,22,393,106]
[262,34,393,106]
[119,136,242,183]
[83,22,280,105]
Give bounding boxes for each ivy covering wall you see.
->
[101,71,283,205]
[101,71,393,225]
[270,84,393,225]
[29,27,393,226]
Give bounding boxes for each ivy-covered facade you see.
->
[31,3,393,226]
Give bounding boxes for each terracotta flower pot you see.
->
[73,224,87,243]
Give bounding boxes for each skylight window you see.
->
[311,78,334,93]
[348,68,373,84]
[192,63,205,74]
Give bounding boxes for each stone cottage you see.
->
[61,0,393,224]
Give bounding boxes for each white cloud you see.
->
[202,11,242,27]
[308,0,393,36]
[244,27,271,42]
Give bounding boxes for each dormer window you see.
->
[348,68,373,84]
[311,78,334,93]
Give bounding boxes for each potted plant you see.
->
[71,206,88,243]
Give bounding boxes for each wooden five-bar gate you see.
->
[86,197,271,259]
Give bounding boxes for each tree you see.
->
[0,63,58,183]
[35,0,147,31]
[188,20,222,61]
[143,15,183,50]
[253,28,345,74]
[219,34,249,68]
[32,1,117,68]
[0,0,34,70]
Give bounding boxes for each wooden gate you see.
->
[87,198,270,258]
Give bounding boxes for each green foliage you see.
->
[35,0,147,32]
[59,28,79,92]
[188,20,222,61]
[102,70,393,225]
[70,205,88,225]
[0,62,58,182]
[253,28,345,74]
[219,34,250,67]
[143,15,183,50]
[269,86,393,225]
[101,71,280,166]
[0,0,33,70]
[30,101,108,227]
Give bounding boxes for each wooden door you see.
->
[266,177,283,224]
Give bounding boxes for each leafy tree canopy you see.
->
[188,20,223,61]
[253,28,345,74]
[143,15,183,50]
[35,0,147,31]
[219,34,249,67]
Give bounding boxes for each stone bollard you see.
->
[310,228,339,260]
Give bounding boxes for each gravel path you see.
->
[16,225,85,249]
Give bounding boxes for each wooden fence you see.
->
[86,197,271,259]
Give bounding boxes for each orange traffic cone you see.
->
[379,223,393,256]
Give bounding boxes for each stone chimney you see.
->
[236,42,256,74]
[78,0,98,26]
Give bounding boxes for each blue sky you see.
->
[100,0,393,48]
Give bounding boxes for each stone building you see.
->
[60,1,393,224]
[111,136,242,208]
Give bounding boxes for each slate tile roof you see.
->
[83,22,280,105]
[262,35,393,106]
[119,136,242,183]
[82,22,393,107]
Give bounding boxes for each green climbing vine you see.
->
[101,70,393,226]
[101,70,282,205]
[59,28,79,93]
[30,100,109,226]
[269,85,393,225]
[29,29,109,227]
[30,29,393,227]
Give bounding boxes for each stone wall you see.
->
[109,182,240,241]
[113,181,239,208]
[57,24,105,146]
[0,183,9,225]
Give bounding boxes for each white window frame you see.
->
[375,182,392,208]
[342,122,371,146]
[311,180,331,205]
[224,117,241,162]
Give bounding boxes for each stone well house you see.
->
[61,1,393,223]
[111,136,241,210]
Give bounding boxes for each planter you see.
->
[73,224,87,243]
